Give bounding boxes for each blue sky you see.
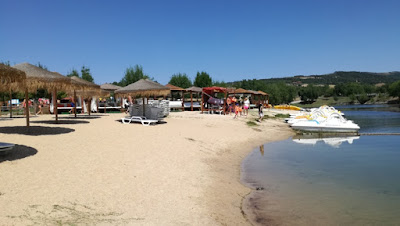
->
[1,0,399,85]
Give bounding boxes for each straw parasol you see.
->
[115,79,170,115]
[0,63,26,91]
[115,79,170,97]
[165,84,184,91]
[0,64,27,122]
[184,86,202,111]
[12,63,71,92]
[234,88,252,94]
[12,63,72,123]
[100,83,122,92]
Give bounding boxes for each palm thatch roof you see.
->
[0,63,26,92]
[115,79,170,97]
[66,76,102,97]
[165,84,185,91]
[185,86,202,92]
[100,83,122,91]
[257,90,268,96]
[234,88,252,94]
[12,63,71,92]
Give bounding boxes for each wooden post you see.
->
[88,98,91,116]
[25,88,29,127]
[201,91,204,113]
[190,91,193,111]
[103,97,106,114]
[54,88,58,123]
[81,97,84,114]
[223,91,227,115]
[74,90,77,118]
[181,90,184,112]
[142,97,145,116]
[9,89,12,118]
[96,98,99,113]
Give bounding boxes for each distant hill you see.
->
[252,71,400,86]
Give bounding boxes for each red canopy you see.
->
[202,86,227,94]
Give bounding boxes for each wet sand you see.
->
[0,109,293,225]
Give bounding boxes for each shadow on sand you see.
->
[0,145,38,163]
[0,126,75,136]
[59,116,102,120]
[32,120,89,125]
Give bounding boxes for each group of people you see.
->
[226,96,264,121]
[21,99,45,116]
[226,96,251,119]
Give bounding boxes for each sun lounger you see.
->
[121,116,158,126]
[0,142,15,155]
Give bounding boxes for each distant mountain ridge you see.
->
[254,71,400,85]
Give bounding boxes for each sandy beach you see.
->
[0,109,293,225]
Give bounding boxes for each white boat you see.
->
[291,112,360,133]
[0,142,15,155]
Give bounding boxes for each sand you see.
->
[0,109,294,225]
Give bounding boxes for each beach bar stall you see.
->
[13,63,71,124]
[68,76,101,117]
[257,90,269,107]
[0,64,27,123]
[201,86,227,115]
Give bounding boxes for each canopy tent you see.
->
[0,64,27,123]
[201,86,227,114]
[12,63,72,124]
[165,84,185,111]
[185,86,202,111]
[115,79,170,115]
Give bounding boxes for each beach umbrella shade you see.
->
[185,86,202,111]
[66,76,101,117]
[12,63,72,123]
[100,83,122,92]
[115,79,170,115]
[0,64,27,121]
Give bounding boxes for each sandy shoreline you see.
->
[0,109,294,225]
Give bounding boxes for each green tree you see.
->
[1,61,10,66]
[194,71,212,87]
[389,80,400,101]
[169,73,192,88]
[212,80,227,87]
[119,65,150,86]
[67,69,80,78]
[81,66,94,82]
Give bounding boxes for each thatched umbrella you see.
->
[100,83,121,92]
[115,79,170,115]
[12,63,72,123]
[165,84,185,111]
[98,83,122,113]
[65,76,101,117]
[0,64,27,122]
[185,86,202,111]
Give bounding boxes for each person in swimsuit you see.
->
[243,97,250,116]
[258,103,264,122]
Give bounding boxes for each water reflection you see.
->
[259,145,264,156]
[292,134,360,148]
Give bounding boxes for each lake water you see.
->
[242,104,400,225]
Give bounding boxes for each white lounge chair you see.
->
[121,116,158,126]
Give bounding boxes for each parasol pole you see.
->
[142,97,145,116]
[54,88,58,123]
[25,88,29,127]
[74,90,77,118]
[190,91,193,111]
[9,89,12,118]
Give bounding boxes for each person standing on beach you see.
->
[36,100,43,115]
[243,97,250,116]
[258,103,264,122]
